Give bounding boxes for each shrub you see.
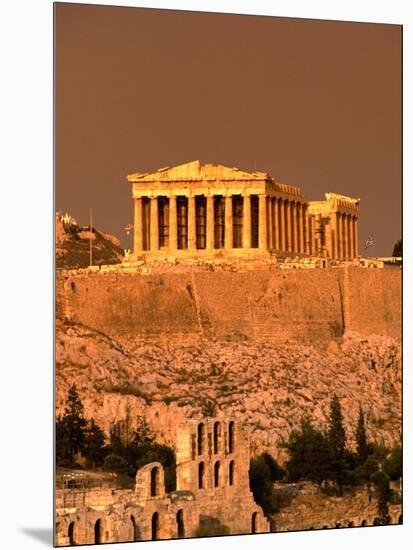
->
[103,453,129,475]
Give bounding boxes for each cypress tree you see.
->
[56,384,87,464]
[83,418,106,470]
[356,407,368,464]
[327,394,347,495]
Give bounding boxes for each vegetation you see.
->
[249,452,285,515]
[279,395,401,523]
[193,521,230,537]
[392,239,402,257]
[56,386,176,491]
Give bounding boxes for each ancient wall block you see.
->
[135,461,166,500]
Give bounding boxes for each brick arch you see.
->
[176,509,185,538]
[214,460,221,487]
[198,461,205,489]
[197,422,205,455]
[94,518,103,544]
[213,421,221,453]
[228,459,235,486]
[151,512,159,540]
[68,520,76,545]
[228,421,235,453]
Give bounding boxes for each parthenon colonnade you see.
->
[127,161,360,261]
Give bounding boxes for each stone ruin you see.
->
[55,416,269,546]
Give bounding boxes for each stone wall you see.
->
[273,484,402,532]
[55,417,269,546]
[56,266,401,344]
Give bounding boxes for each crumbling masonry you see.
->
[55,417,269,546]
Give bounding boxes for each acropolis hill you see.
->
[55,160,401,469]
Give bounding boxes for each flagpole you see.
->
[89,207,93,267]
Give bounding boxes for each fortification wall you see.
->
[56,267,401,343]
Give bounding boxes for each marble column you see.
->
[134,197,143,256]
[342,213,348,260]
[349,214,354,259]
[206,195,215,251]
[188,195,196,250]
[298,202,304,254]
[290,201,297,253]
[258,194,268,250]
[243,194,251,248]
[310,215,316,255]
[150,196,159,251]
[280,199,286,252]
[325,221,333,259]
[304,205,310,254]
[354,217,359,258]
[274,198,280,251]
[286,200,292,252]
[224,195,233,249]
[267,197,273,249]
[169,195,177,251]
[336,213,342,260]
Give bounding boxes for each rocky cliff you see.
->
[56,319,401,462]
[56,215,124,269]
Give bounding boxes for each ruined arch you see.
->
[94,519,102,544]
[213,421,221,453]
[151,512,159,540]
[150,466,159,497]
[360,520,367,527]
[214,461,221,488]
[68,521,76,545]
[228,460,235,486]
[177,509,185,538]
[198,461,205,489]
[251,512,258,534]
[197,423,205,455]
[228,421,235,453]
[130,515,140,541]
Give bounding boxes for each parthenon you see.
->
[127,161,360,261]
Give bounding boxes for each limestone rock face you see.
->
[56,320,401,462]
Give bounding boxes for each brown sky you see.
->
[55,2,401,255]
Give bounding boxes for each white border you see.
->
[1,1,410,549]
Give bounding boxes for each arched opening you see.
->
[398,514,403,524]
[68,521,76,545]
[94,519,102,545]
[197,423,205,455]
[214,461,220,487]
[151,512,159,540]
[228,460,235,486]
[335,523,341,529]
[251,512,258,534]
[228,421,235,453]
[348,521,354,528]
[130,515,140,541]
[373,518,381,526]
[198,461,205,489]
[360,520,367,527]
[213,421,220,453]
[150,466,159,497]
[177,509,185,538]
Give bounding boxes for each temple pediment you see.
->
[127,160,270,183]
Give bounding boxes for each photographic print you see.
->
[54,2,402,546]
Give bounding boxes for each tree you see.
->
[132,416,155,447]
[283,418,333,486]
[356,407,368,464]
[384,446,402,481]
[83,418,106,470]
[56,384,87,464]
[392,239,402,257]
[372,470,393,525]
[327,395,347,495]
[249,454,280,516]
[103,453,129,476]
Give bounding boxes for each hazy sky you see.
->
[55,2,401,255]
